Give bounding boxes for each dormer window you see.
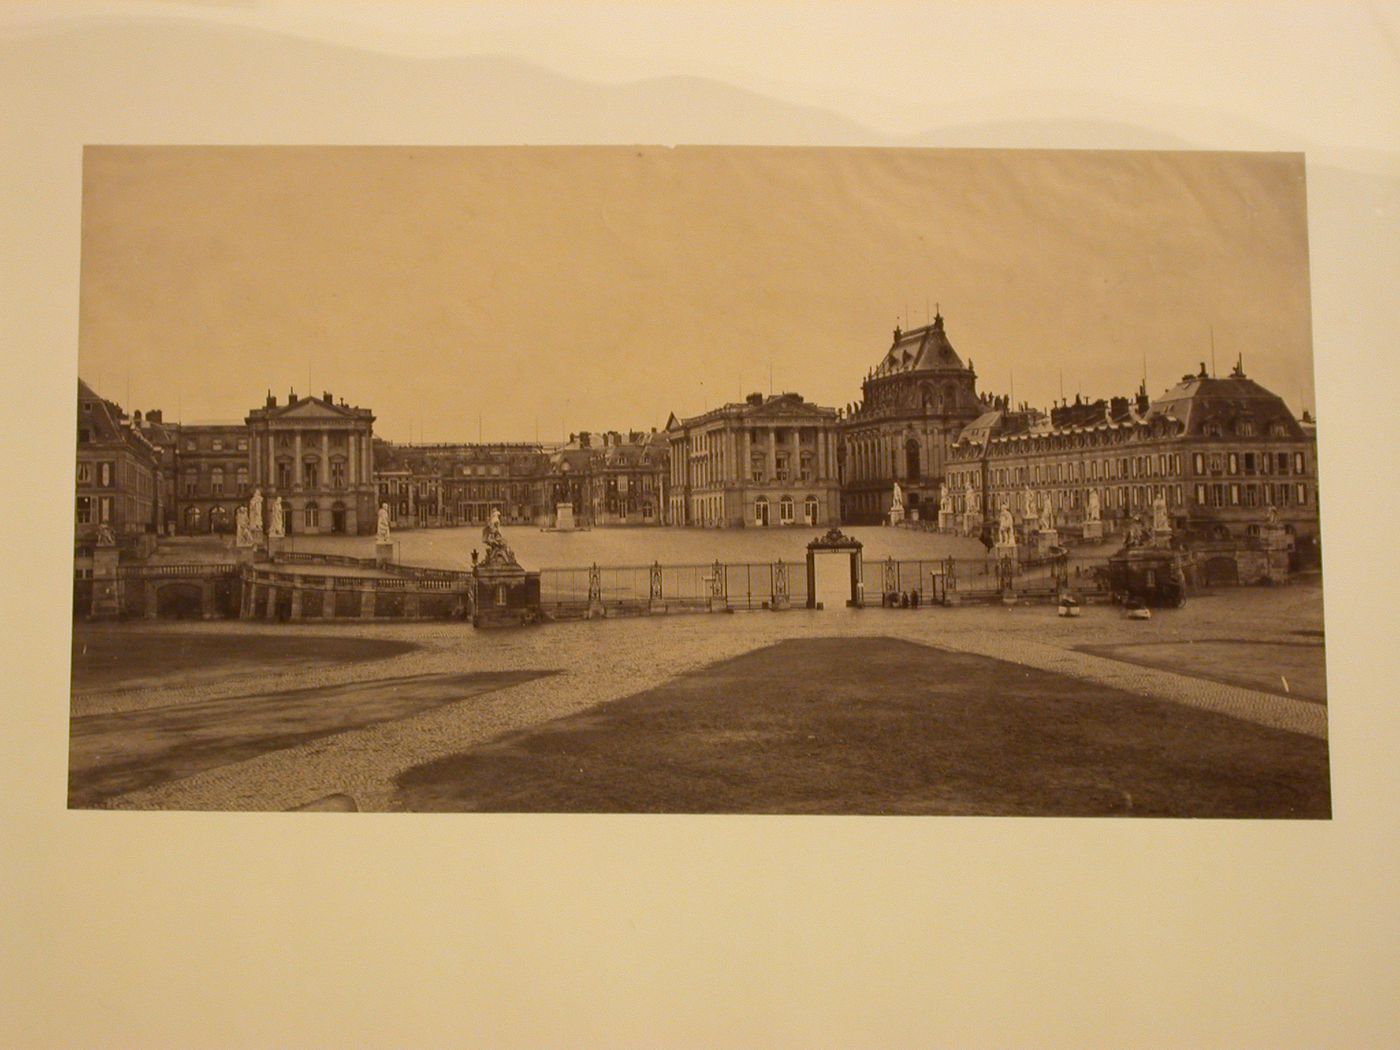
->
[1235,420,1255,437]
[1202,422,1223,438]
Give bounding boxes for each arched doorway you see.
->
[331,501,347,534]
[754,495,769,527]
[156,582,203,619]
[209,505,229,533]
[905,438,921,481]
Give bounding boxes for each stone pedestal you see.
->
[90,546,121,619]
[1036,529,1060,555]
[375,541,393,567]
[961,511,982,537]
[1082,520,1103,541]
[554,503,575,531]
[938,510,955,532]
[889,506,905,525]
[994,543,1019,564]
[474,562,541,628]
[266,535,283,558]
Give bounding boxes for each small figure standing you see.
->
[268,496,285,539]
[376,502,391,543]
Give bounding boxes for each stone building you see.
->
[837,313,984,524]
[666,392,842,528]
[76,379,162,546]
[245,389,377,535]
[573,429,668,526]
[945,360,1319,560]
[168,422,250,534]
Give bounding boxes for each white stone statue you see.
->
[1039,491,1055,531]
[1152,492,1169,533]
[268,495,285,538]
[248,488,264,537]
[1023,487,1036,519]
[1086,489,1101,523]
[235,505,251,546]
[95,521,116,547]
[997,505,1015,547]
[891,481,904,512]
[376,502,391,543]
[939,486,952,516]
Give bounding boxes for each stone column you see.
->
[321,429,330,491]
[264,585,278,620]
[267,433,275,488]
[324,578,337,619]
[289,587,303,621]
[293,430,303,488]
[766,427,777,482]
[348,428,357,490]
[359,588,375,619]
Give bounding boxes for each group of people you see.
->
[885,589,923,609]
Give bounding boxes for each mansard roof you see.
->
[871,313,966,378]
[1149,363,1304,438]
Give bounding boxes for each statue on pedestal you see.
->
[1265,504,1280,527]
[95,521,116,547]
[1022,487,1037,520]
[235,505,252,547]
[997,506,1016,547]
[376,502,391,543]
[481,507,516,566]
[1039,492,1055,532]
[1152,492,1170,534]
[939,486,952,517]
[248,488,265,540]
[268,496,285,539]
[1086,489,1101,523]
[889,481,905,523]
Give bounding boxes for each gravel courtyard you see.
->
[68,578,1327,813]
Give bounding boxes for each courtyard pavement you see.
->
[69,578,1327,812]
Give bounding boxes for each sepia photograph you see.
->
[9,3,1400,1048]
[71,145,1329,816]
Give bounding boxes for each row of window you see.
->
[75,496,113,524]
[752,494,821,526]
[1194,482,1310,508]
[185,437,249,452]
[953,448,1309,492]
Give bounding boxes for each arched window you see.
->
[779,495,794,524]
[210,467,224,496]
[905,438,921,481]
[805,495,819,524]
[304,501,319,529]
[754,495,769,526]
[184,506,201,531]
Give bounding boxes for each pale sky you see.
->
[79,146,1314,442]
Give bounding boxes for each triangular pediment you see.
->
[275,398,350,420]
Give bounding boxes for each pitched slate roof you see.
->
[872,313,966,378]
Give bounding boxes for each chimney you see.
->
[133,410,143,424]
[147,409,162,423]
[323,390,332,404]
[746,392,764,406]
[266,390,276,408]
[288,388,298,405]
[579,431,592,448]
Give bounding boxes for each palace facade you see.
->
[945,359,1319,559]
[374,429,668,530]
[76,379,162,546]
[245,389,378,536]
[837,313,985,524]
[666,393,842,528]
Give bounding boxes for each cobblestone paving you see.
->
[80,582,1328,811]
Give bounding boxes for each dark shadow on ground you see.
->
[69,670,554,807]
[71,628,419,694]
[394,637,1330,817]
